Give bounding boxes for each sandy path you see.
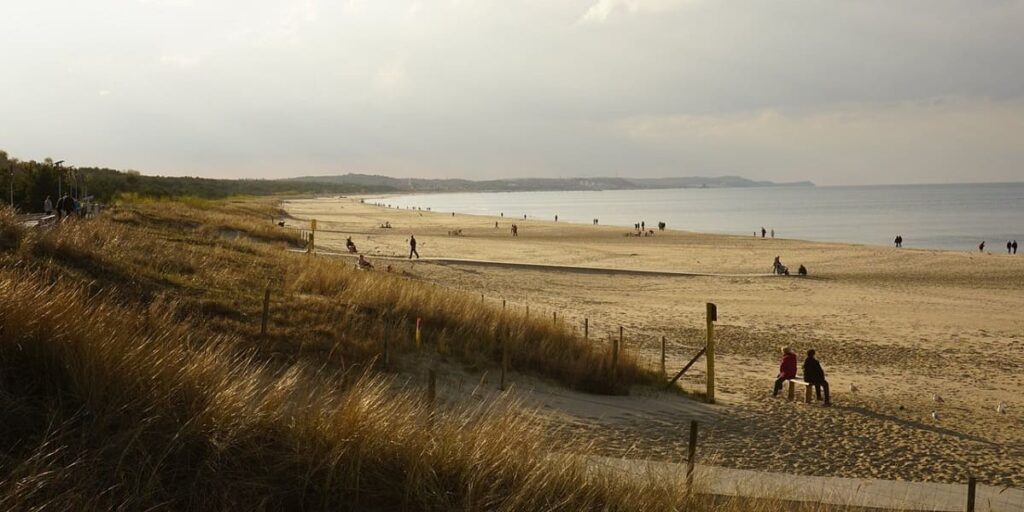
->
[284,197,1024,487]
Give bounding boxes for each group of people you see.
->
[773,347,830,406]
[893,235,904,248]
[1006,240,1018,254]
[758,227,775,238]
[351,234,419,271]
[43,194,83,221]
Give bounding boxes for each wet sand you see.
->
[284,197,1024,487]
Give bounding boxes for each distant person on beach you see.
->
[555,215,558,222]
[409,235,420,259]
[894,235,903,248]
[762,227,767,238]
[979,241,985,253]
[641,221,645,231]
[798,264,807,276]
[346,237,358,253]
[44,196,53,215]
[1010,241,1014,254]
[511,224,518,237]
[1014,240,1018,254]
[495,221,498,228]
[771,228,775,238]
[772,347,798,397]
[772,256,789,275]
[357,254,374,270]
[802,349,831,406]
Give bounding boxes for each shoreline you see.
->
[353,194,991,256]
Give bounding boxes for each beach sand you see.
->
[284,197,1024,487]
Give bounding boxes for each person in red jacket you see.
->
[772,347,798,397]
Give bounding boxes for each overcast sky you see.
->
[2,0,1023,185]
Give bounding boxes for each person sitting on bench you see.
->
[802,349,831,406]
[772,347,798,397]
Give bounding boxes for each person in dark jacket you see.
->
[772,347,798,397]
[802,349,831,406]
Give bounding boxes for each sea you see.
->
[374,182,1024,251]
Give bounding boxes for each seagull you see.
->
[931,411,941,421]
[997,402,1007,414]
[933,394,944,403]
[849,383,859,393]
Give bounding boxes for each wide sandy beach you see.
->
[284,197,1024,487]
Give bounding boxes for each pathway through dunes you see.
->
[285,197,1024,488]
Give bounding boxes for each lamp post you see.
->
[54,160,65,198]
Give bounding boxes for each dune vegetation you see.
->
[0,199,889,511]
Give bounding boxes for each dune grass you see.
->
[0,201,907,511]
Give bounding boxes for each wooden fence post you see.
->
[416,317,423,348]
[553,311,557,325]
[966,476,976,512]
[661,336,667,378]
[427,369,437,415]
[611,334,619,385]
[307,219,317,254]
[500,330,509,391]
[260,285,271,336]
[526,305,529,318]
[584,318,589,340]
[686,420,699,488]
[706,303,717,404]
[619,326,624,355]
[502,299,506,311]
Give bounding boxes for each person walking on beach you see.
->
[894,235,903,248]
[761,227,767,238]
[641,221,645,231]
[772,347,798,397]
[979,241,986,253]
[771,228,775,238]
[1009,241,1014,254]
[511,224,518,237]
[1014,240,1018,254]
[44,196,53,215]
[555,215,558,222]
[803,349,831,406]
[408,235,420,259]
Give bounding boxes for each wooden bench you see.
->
[785,378,813,403]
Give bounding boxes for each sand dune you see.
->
[284,197,1024,487]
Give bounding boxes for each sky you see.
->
[1,0,1023,186]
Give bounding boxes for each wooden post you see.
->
[553,311,557,325]
[686,420,699,488]
[415,317,423,348]
[611,334,619,385]
[805,383,813,403]
[706,303,717,404]
[787,380,795,401]
[500,331,509,391]
[502,299,506,311]
[966,476,976,512]
[584,318,589,340]
[427,369,436,407]
[661,336,667,378]
[618,326,624,356]
[260,285,271,336]
[307,219,317,254]
[525,305,529,318]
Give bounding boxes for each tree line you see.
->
[0,150,388,213]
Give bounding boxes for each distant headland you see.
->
[288,174,815,193]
